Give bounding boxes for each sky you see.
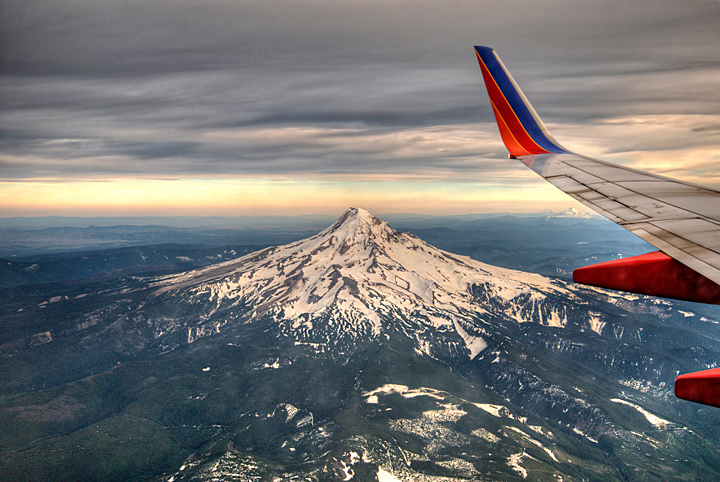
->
[1,0,719,217]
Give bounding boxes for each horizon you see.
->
[0,206,609,258]
[0,206,597,224]
[0,178,584,217]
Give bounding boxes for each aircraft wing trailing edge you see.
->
[474,46,720,408]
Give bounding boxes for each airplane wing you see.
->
[474,46,720,408]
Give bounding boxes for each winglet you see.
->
[474,46,568,157]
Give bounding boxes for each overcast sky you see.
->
[1,0,719,216]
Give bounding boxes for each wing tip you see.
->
[474,46,568,157]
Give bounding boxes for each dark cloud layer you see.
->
[1,0,719,184]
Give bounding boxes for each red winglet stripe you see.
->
[489,102,533,156]
[476,51,551,157]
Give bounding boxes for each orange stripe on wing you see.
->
[489,101,533,156]
[476,51,549,157]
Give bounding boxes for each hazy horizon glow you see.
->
[1,1,719,217]
[0,177,582,217]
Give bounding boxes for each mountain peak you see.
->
[319,207,399,247]
[329,207,385,232]
[542,207,594,219]
[338,207,374,223]
[156,208,574,357]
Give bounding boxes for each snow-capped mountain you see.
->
[541,207,596,219]
[150,207,598,358]
[4,208,720,482]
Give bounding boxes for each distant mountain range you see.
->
[0,244,260,288]
[540,207,595,219]
[1,208,720,481]
[0,209,649,286]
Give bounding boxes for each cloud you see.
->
[1,0,719,213]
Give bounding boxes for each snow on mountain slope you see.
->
[542,207,596,219]
[151,208,592,356]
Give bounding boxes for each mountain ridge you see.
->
[3,208,720,481]
[149,207,592,360]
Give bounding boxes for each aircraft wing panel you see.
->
[521,153,720,286]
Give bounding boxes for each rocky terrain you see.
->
[2,208,720,481]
